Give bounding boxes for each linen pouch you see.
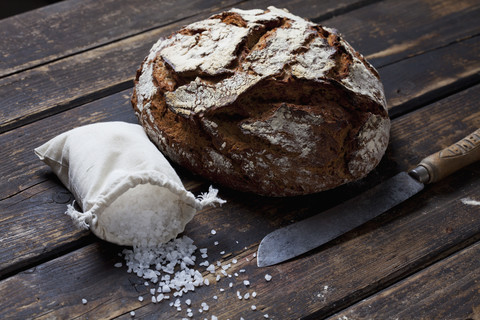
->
[34,121,224,247]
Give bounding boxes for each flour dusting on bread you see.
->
[132,6,390,196]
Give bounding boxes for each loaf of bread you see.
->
[131,6,390,196]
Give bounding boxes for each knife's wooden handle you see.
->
[414,128,480,184]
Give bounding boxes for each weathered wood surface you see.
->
[0,0,370,78]
[0,0,479,319]
[329,241,480,320]
[0,0,368,134]
[1,0,478,133]
[1,84,479,319]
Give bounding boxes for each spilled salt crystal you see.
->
[461,197,480,206]
[251,305,257,310]
[130,311,135,317]
[265,274,272,281]
[114,262,123,268]
[138,296,144,302]
[211,229,217,235]
[243,280,250,286]
[82,298,87,305]
[207,264,216,273]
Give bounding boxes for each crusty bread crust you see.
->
[132,7,390,196]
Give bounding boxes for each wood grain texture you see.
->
[324,0,480,68]
[0,90,136,200]
[1,0,478,133]
[1,34,477,202]
[0,83,478,319]
[0,0,364,134]
[0,0,244,78]
[380,36,480,116]
[329,241,480,320]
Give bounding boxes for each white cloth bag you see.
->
[34,122,224,247]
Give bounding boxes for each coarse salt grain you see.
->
[114,262,123,268]
[211,229,217,235]
[243,280,250,286]
[82,298,87,305]
[265,274,272,281]
[130,310,135,317]
[251,305,257,311]
[207,264,216,273]
[138,296,144,302]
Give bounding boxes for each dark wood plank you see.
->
[0,0,365,134]
[1,84,478,319]
[380,36,480,117]
[1,32,477,202]
[0,90,136,201]
[323,0,480,68]
[0,0,245,78]
[329,241,480,320]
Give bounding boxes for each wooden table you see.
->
[1,0,479,319]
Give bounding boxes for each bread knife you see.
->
[257,128,480,267]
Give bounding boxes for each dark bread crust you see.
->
[132,7,390,196]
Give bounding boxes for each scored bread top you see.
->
[135,7,386,117]
[132,6,390,196]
